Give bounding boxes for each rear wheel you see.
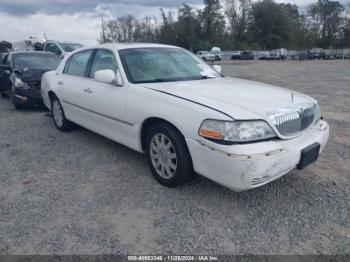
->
[51,96,74,131]
[145,123,194,187]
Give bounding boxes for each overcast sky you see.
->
[0,0,344,45]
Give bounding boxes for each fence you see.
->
[222,49,350,61]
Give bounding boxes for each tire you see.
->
[51,95,75,131]
[145,123,194,187]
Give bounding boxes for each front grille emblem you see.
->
[267,102,316,135]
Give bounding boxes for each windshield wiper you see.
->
[133,75,216,84]
[134,78,179,84]
[199,75,211,79]
[193,75,216,80]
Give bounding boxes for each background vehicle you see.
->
[42,43,328,192]
[291,51,308,60]
[0,51,60,109]
[307,48,324,60]
[210,47,222,61]
[258,51,270,60]
[231,51,241,60]
[42,41,84,58]
[196,51,215,62]
[239,51,254,60]
[271,48,288,60]
[269,50,281,60]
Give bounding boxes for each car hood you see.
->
[143,76,315,120]
[15,68,52,82]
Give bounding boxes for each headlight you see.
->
[199,119,276,143]
[15,77,30,89]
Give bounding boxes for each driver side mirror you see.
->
[94,69,123,86]
[212,65,222,74]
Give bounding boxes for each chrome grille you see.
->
[274,111,300,126]
[268,103,317,136]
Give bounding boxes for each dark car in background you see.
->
[231,51,254,60]
[239,51,254,60]
[0,51,60,109]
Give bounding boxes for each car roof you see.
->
[83,43,179,51]
[9,51,55,55]
[46,40,80,44]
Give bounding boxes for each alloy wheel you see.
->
[150,133,177,179]
[52,100,64,127]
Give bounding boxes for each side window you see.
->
[89,49,118,79]
[64,50,93,77]
[46,43,62,56]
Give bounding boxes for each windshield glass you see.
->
[119,48,221,84]
[58,43,83,52]
[13,53,61,70]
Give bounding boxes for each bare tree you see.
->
[307,0,345,47]
[225,0,251,48]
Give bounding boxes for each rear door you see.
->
[0,54,12,93]
[56,49,95,124]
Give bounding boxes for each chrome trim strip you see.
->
[62,100,134,126]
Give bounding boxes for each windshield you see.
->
[13,53,61,70]
[119,48,221,84]
[58,43,83,52]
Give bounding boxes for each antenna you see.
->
[101,15,106,44]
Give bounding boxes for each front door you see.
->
[76,49,128,144]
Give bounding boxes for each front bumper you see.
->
[14,87,42,106]
[186,120,329,192]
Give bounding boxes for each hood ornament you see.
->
[291,92,294,103]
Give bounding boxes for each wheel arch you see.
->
[48,90,58,103]
[139,117,186,152]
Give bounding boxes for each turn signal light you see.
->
[199,129,222,139]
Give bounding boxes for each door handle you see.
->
[57,81,63,86]
[83,87,93,94]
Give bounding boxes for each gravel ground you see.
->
[0,60,349,255]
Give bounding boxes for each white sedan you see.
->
[41,43,329,191]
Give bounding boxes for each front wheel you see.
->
[146,123,194,187]
[51,96,74,131]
